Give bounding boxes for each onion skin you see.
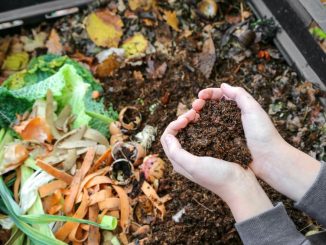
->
[118,106,142,131]
[134,143,146,167]
[109,121,122,135]
[110,133,127,145]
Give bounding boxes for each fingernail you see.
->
[165,134,174,146]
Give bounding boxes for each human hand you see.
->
[193,83,321,201]
[160,109,273,222]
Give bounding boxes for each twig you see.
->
[240,1,244,22]
[192,198,214,213]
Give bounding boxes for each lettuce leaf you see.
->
[11,64,91,128]
[1,55,117,135]
[3,54,101,91]
[0,87,33,128]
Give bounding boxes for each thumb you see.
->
[163,134,198,170]
[164,134,182,153]
[221,83,258,114]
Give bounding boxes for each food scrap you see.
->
[0,0,325,244]
[0,57,168,244]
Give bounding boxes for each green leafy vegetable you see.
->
[0,87,33,128]
[85,91,118,136]
[3,54,101,91]
[1,55,117,135]
[20,167,54,214]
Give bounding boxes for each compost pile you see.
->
[178,99,252,167]
[0,0,325,244]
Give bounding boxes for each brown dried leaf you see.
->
[176,102,188,116]
[225,15,242,24]
[71,52,94,66]
[0,36,11,67]
[96,55,121,78]
[193,35,216,78]
[163,10,180,32]
[128,0,155,11]
[46,29,63,55]
[20,30,47,52]
[146,60,167,79]
[133,70,144,81]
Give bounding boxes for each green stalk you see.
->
[5,226,24,245]
[0,128,5,142]
[0,175,117,244]
[0,177,67,245]
[86,110,115,124]
[20,214,117,230]
[21,165,55,238]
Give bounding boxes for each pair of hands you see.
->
[161,83,321,222]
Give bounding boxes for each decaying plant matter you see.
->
[0,0,325,244]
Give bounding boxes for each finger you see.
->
[178,109,196,122]
[163,134,199,174]
[192,99,205,112]
[160,117,186,154]
[164,117,188,136]
[198,88,223,100]
[220,83,258,113]
[194,113,200,122]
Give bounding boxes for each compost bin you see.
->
[0,0,325,244]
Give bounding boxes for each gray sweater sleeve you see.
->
[235,162,326,245]
[295,162,326,227]
[235,203,310,245]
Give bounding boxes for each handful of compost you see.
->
[177,98,252,167]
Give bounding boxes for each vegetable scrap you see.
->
[0,54,168,244]
[0,0,325,243]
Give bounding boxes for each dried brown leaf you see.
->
[225,15,242,24]
[193,35,216,78]
[128,0,155,11]
[176,102,188,116]
[96,55,121,78]
[146,60,167,79]
[46,29,63,55]
[163,10,180,32]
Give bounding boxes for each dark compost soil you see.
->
[103,55,324,244]
[178,99,252,167]
[1,0,325,244]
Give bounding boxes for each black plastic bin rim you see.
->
[0,0,93,23]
